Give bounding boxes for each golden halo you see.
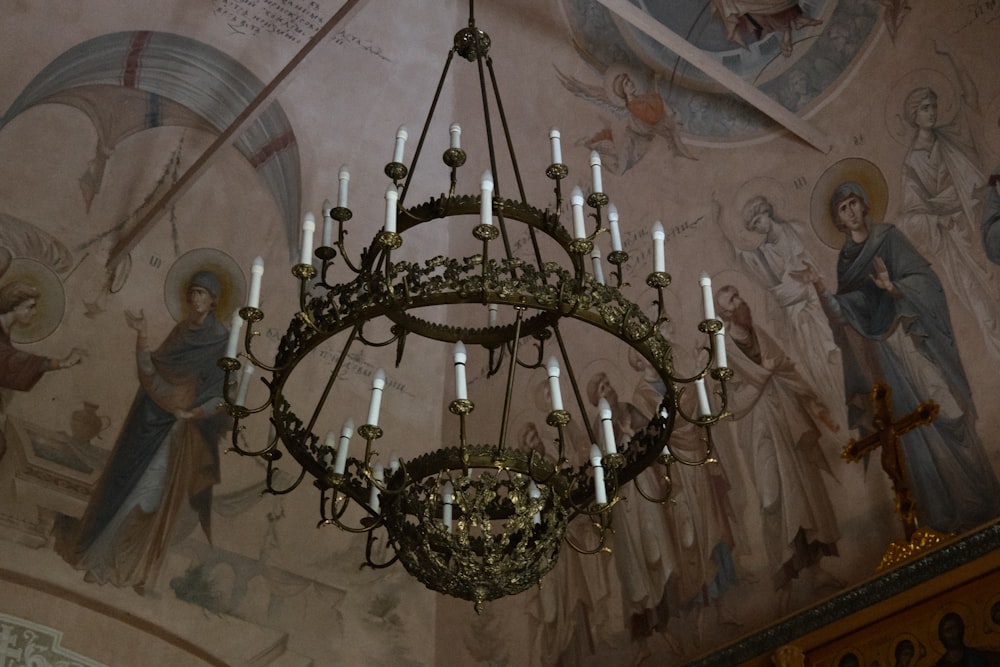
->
[727,177,790,251]
[164,248,246,322]
[809,157,889,250]
[883,67,957,146]
[0,258,64,343]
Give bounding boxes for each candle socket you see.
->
[226,403,251,419]
[384,162,408,182]
[315,246,337,262]
[698,318,723,334]
[330,206,353,223]
[607,250,629,267]
[602,452,626,470]
[292,263,318,280]
[238,306,264,323]
[545,409,571,427]
[473,224,500,241]
[645,271,671,289]
[545,163,568,180]
[586,192,609,208]
[569,238,595,256]
[217,356,241,372]
[449,398,475,415]
[358,424,383,441]
[376,230,403,250]
[710,367,734,382]
[443,147,467,168]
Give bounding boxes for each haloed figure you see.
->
[0,276,84,459]
[57,271,230,594]
[802,181,1000,534]
[714,284,841,607]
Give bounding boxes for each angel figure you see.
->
[555,55,696,175]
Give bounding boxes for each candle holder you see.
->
[645,271,671,289]
[443,147,467,169]
[376,230,403,250]
[384,161,408,182]
[569,238,595,256]
[358,424,384,441]
[586,192,609,208]
[292,263,318,281]
[545,163,568,180]
[473,224,500,241]
[331,206,353,224]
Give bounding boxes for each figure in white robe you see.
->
[715,284,842,603]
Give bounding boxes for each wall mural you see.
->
[1,1,1000,666]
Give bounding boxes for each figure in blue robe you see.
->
[57,271,230,593]
[805,181,1000,534]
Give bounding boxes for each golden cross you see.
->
[842,382,939,541]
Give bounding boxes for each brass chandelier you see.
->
[221,2,731,612]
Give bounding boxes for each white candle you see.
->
[247,255,264,308]
[652,221,666,273]
[384,187,398,233]
[334,418,353,474]
[598,397,617,455]
[392,125,408,163]
[590,150,603,193]
[366,368,386,426]
[225,309,243,358]
[546,356,563,411]
[323,430,336,466]
[700,272,716,320]
[715,326,728,368]
[590,444,608,505]
[450,123,461,150]
[549,128,562,164]
[529,481,541,525]
[442,481,454,533]
[480,171,494,226]
[300,213,315,266]
[695,377,711,417]
[369,463,384,512]
[322,199,334,248]
[590,246,605,285]
[235,361,255,407]
[338,165,350,208]
[608,203,623,252]
[454,341,468,401]
[488,303,498,327]
[571,186,586,240]
[389,455,400,476]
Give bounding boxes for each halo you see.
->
[929,603,974,652]
[0,258,64,343]
[809,157,889,249]
[602,63,648,107]
[163,248,246,322]
[728,177,790,251]
[883,67,957,145]
[580,355,629,412]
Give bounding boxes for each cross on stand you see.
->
[842,382,947,570]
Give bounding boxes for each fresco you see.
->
[0,1,999,666]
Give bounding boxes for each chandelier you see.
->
[220,2,731,612]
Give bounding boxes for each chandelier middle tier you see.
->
[221,3,731,612]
